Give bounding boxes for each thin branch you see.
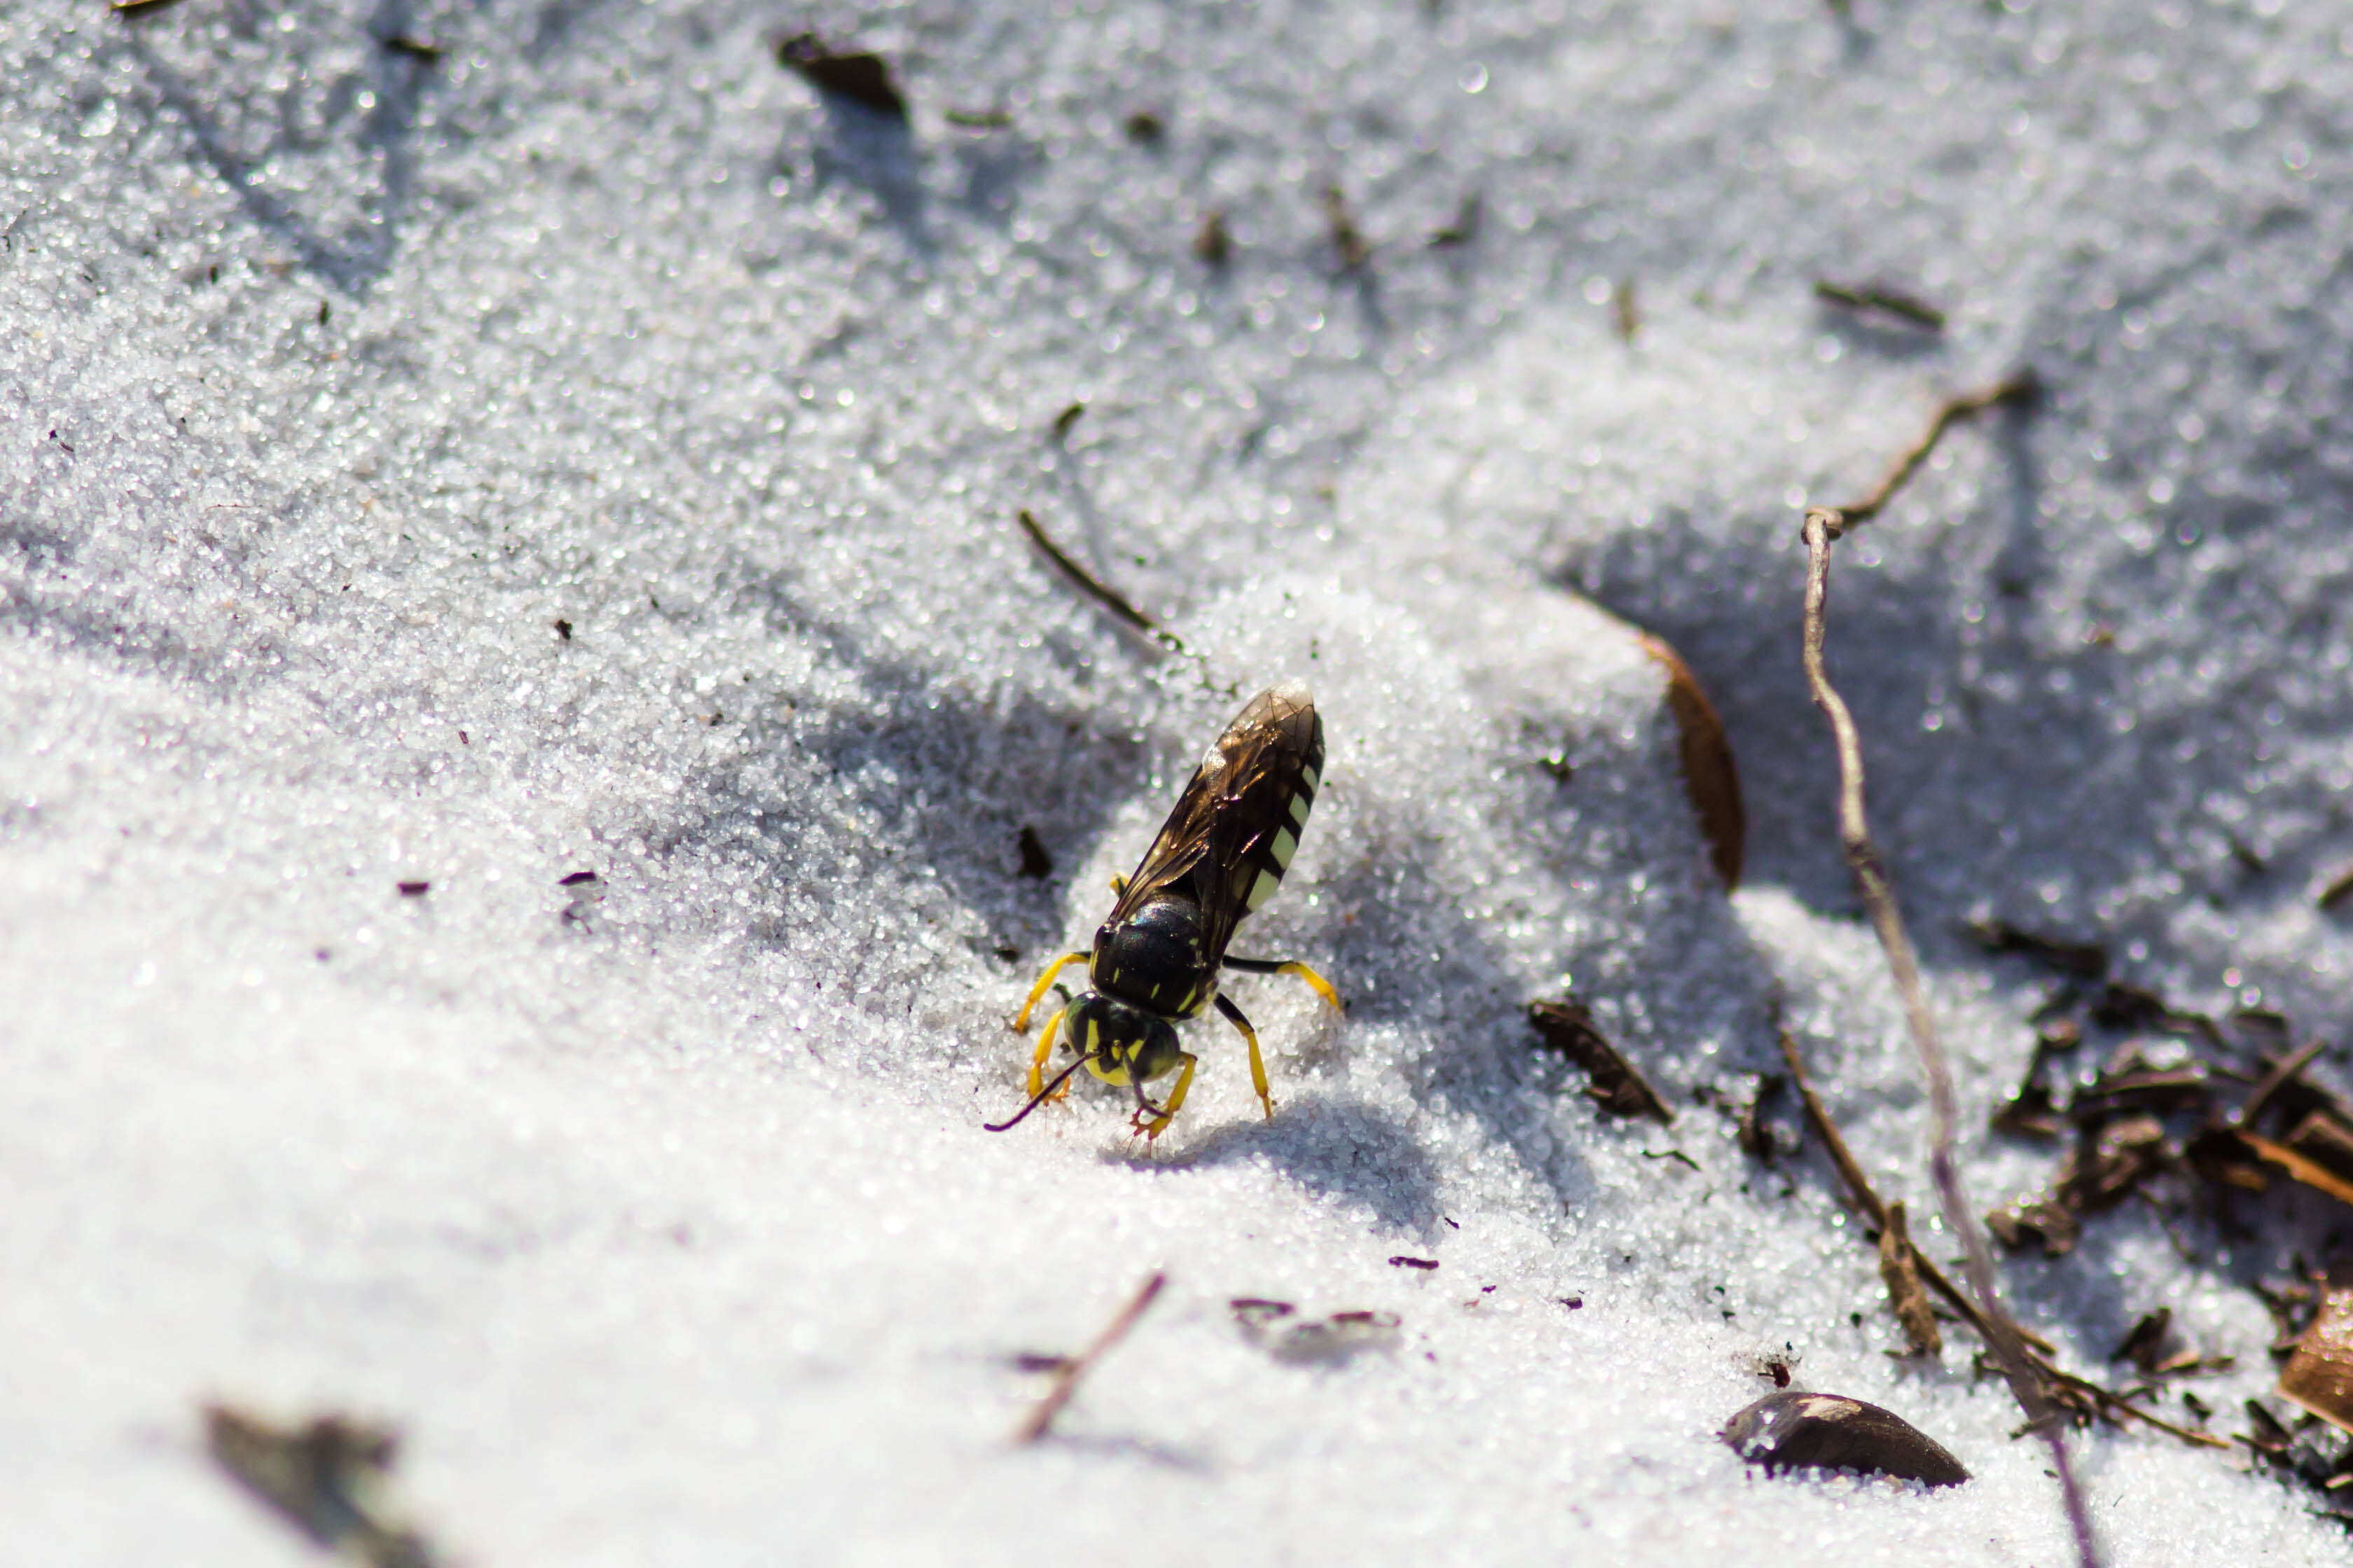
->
[1014,1271,1167,1444]
[1800,373,2097,1568]
[1015,509,1182,651]
[1831,373,2037,526]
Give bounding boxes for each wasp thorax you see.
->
[1066,994,1186,1087]
[1091,899,1214,1018]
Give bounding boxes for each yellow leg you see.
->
[1134,1053,1198,1142]
[1215,995,1276,1121]
[1276,960,1344,1013]
[1012,950,1091,1032]
[1026,1008,1067,1099]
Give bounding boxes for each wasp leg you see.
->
[1213,993,1276,1121]
[1026,1006,1068,1100]
[1013,950,1091,1032]
[1222,956,1344,1013]
[1130,1052,1198,1142]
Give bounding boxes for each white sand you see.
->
[5,0,2350,1560]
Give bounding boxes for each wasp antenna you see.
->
[984,1056,1092,1132]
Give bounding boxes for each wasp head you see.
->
[1066,993,1185,1086]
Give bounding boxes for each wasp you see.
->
[987,681,1341,1140]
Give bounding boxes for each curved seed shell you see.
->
[1721,1389,1969,1487]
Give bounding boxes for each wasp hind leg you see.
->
[1213,994,1277,1121]
[1130,1052,1199,1143]
[1013,950,1091,1033]
[1221,955,1344,1014]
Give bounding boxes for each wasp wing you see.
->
[1108,682,1325,962]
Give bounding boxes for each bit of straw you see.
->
[1014,1271,1167,1444]
[1799,373,2100,1568]
[1813,279,1947,332]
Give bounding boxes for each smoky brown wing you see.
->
[1109,684,1324,955]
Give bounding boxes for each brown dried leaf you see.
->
[1637,633,1744,889]
[2282,1270,2353,1436]
[1527,999,1673,1125]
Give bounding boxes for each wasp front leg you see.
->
[1026,1007,1069,1100]
[1222,955,1344,1014]
[1213,994,1276,1121]
[1013,950,1091,1033]
[1130,1052,1198,1142]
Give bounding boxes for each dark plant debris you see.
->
[1323,185,1371,270]
[380,34,443,63]
[1016,826,1054,880]
[1779,1030,2223,1451]
[1721,1390,1969,1487]
[1878,1202,1942,1357]
[1992,1018,2080,1142]
[944,107,1014,130]
[1051,402,1085,440]
[1388,1255,1439,1271]
[1814,279,1947,331]
[775,34,908,120]
[204,1404,441,1568]
[1967,918,2107,978]
[1612,279,1639,343]
[1529,999,1674,1125]
[1429,194,1480,247]
[2115,1309,2230,1380]
[1736,1071,1790,1163]
[1193,209,1231,265]
[1234,1301,1401,1364]
[2321,866,2353,913]
[1123,111,1164,142]
[395,880,429,897]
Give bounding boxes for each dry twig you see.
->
[1015,510,1182,651]
[1014,1271,1167,1443]
[1799,373,2099,1567]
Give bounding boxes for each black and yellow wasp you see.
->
[987,681,1341,1140]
